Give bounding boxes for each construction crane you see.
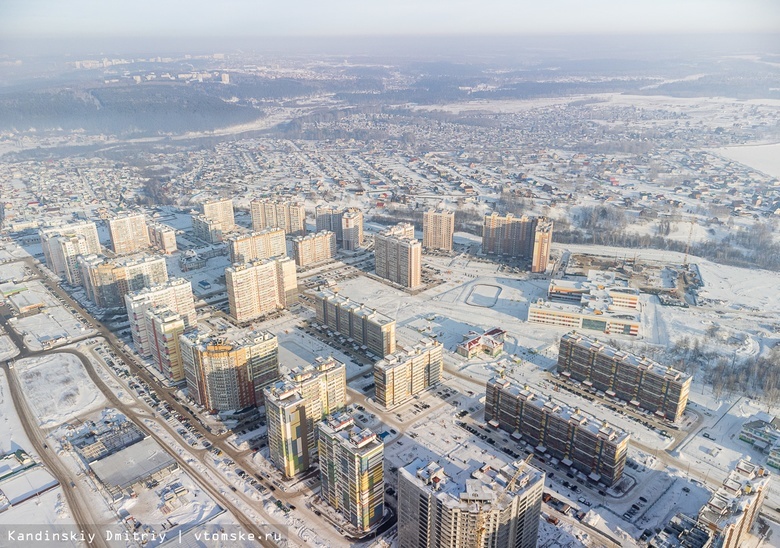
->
[683,219,696,268]
[507,454,535,491]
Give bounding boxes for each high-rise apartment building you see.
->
[482,213,553,273]
[374,223,422,288]
[147,221,177,254]
[315,206,344,242]
[40,221,101,282]
[398,458,543,548]
[423,210,455,251]
[314,289,396,357]
[292,231,336,267]
[46,234,94,285]
[225,257,297,323]
[227,228,287,265]
[698,459,770,548]
[124,278,196,356]
[341,208,364,251]
[180,329,279,411]
[264,357,347,478]
[557,331,692,422]
[145,307,186,381]
[531,219,553,273]
[318,413,384,532]
[202,198,235,231]
[485,377,629,486]
[192,214,224,243]
[250,199,306,236]
[79,254,168,308]
[315,206,363,249]
[374,338,443,409]
[108,213,150,255]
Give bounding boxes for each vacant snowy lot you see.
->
[15,353,106,428]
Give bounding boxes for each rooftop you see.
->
[489,376,629,445]
[401,454,543,512]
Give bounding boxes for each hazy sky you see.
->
[2,0,779,39]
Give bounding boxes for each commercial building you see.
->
[318,413,384,532]
[485,377,629,486]
[125,278,196,356]
[739,414,780,454]
[250,199,306,236]
[264,357,347,478]
[398,457,543,548]
[374,338,443,409]
[527,270,642,337]
[226,256,297,323]
[292,231,336,267]
[147,221,177,254]
[698,460,770,548]
[456,328,506,358]
[422,209,455,251]
[315,206,363,250]
[90,437,178,501]
[202,198,235,231]
[108,213,149,255]
[192,214,224,243]
[40,221,101,283]
[650,513,713,548]
[481,213,553,273]
[314,289,396,357]
[180,329,279,411]
[227,228,286,265]
[557,331,692,422]
[374,223,422,288]
[79,254,168,308]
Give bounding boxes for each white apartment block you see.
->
[108,213,149,255]
[125,277,196,356]
[226,256,297,323]
[250,199,306,236]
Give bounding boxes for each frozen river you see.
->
[716,142,780,178]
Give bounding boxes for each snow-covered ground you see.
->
[0,488,81,547]
[0,335,19,361]
[15,353,106,428]
[716,142,780,178]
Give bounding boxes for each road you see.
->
[1,361,111,548]
[0,263,291,547]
